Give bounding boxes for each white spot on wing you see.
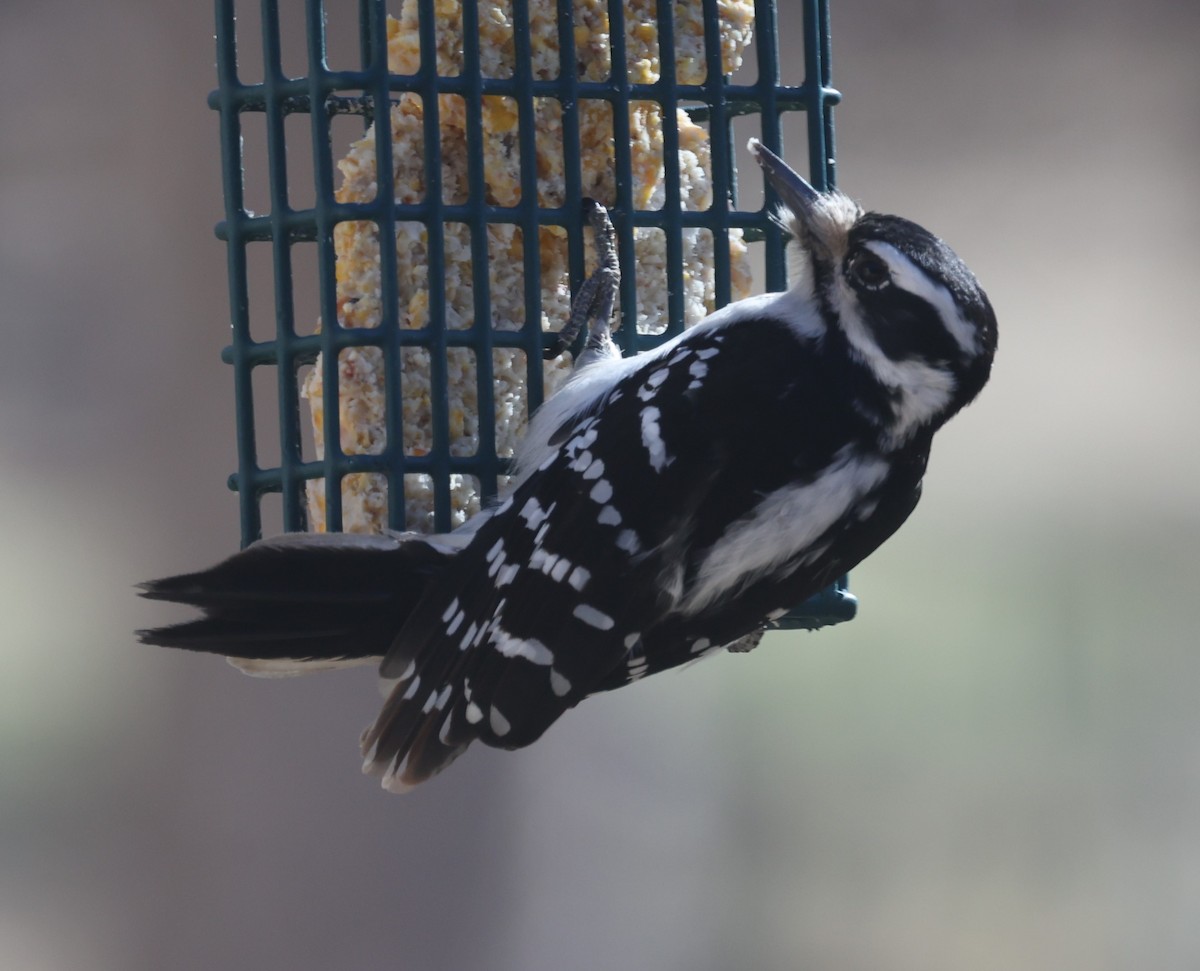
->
[519,497,552,531]
[490,706,511,737]
[573,603,615,630]
[486,550,506,578]
[509,290,823,488]
[590,479,614,504]
[491,626,555,665]
[567,565,591,590]
[598,505,622,527]
[570,424,599,451]
[460,621,478,649]
[641,406,669,472]
[550,668,571,697]
[638,367,670,401]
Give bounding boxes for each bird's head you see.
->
[750,140,998,446]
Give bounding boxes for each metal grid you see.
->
[208,0,854,629]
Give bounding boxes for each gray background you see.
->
[2,1,1198,968]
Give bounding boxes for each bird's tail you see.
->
[138,531,460,676]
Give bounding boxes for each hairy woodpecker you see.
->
[140,140,997,792]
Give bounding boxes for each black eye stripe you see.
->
[860,290,965,363]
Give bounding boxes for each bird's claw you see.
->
[544,200,621,363]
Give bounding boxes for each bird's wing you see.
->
[360,339,736,788]
[591,438,932,695]
[361,317,845,789]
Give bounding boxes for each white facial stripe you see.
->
[863,240,980,356]
[836,275,957,394]
[879,359,957,444]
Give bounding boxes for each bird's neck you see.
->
[818,331,943,455]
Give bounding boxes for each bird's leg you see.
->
[544,199,621,364]
[580,199,621,355]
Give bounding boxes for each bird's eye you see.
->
[847,251,891,291]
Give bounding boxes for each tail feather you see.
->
[138,532,442,607]
[229,657,377,678]
[137,608,380,654]
[137,531,454,665]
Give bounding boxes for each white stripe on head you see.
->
[863,240,981,356]
[827,246,962,446]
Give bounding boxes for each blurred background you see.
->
[2,1,1198,968]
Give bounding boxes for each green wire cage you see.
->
[208,0,855,629]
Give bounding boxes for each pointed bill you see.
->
[748,138,821,215]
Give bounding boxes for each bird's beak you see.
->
[749,139,821,217]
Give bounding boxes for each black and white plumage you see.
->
[140,141,997,792]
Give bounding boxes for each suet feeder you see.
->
[208,0,854,629]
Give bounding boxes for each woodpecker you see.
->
[140,140,997,792]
